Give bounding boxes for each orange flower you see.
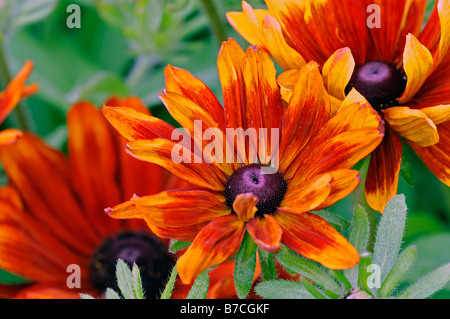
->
[0,96,235,299]
[0,60,38,126]
[228,0,450,212]
[104,39,384,284]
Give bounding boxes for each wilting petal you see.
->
[164,65,225,130]
[125,138,227,191]
[102,106,175,141]
[399,34,434,104]
[0,61,37,124]
[274,210,359,269]
[322,47,356,102]
[279,62,331,172]
[281,173,332,211]
[317,169,361,209]
[246,214,282,253]
[383,106,439,147]
[233,193,258,222]
[177,215,245,284]
[420,104,450,125]
[111,189,230,242]
[365,127,403,213]
[408,121,450,186]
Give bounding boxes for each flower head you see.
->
[0,96,234,299]
[228,0,450,213]
[104,39,384,284]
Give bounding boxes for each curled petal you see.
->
[383,106,439,147]
[233,193,258,222]
[246,214,282,253]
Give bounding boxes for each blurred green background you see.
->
[0,0,448,298]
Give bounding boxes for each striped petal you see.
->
[274,210,359,269]
[365,126,403,213]
[246,214,282,253]
[317,169,361,209]
[382,106,439,147]
[177,215,245,284]
[420,104,450,125]
[232,193,258,222]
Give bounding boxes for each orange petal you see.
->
[125,138,227,191]
[274,210,359,269]
[0,129,23,145]
[68,101,122,237]
[281,173,332,212]
[105,198,142,219]
[102,106,175,141]
[322,47,356,103]
[0,60,37,124]
[277,69,300,104]
[177,215,245,284]
[164,65,225,130]
[246,214,282,253]
[399,34,434,104]
[433,0,450,66]
[382,106,439,147]
[420,104,450,125]
[317,169,361,209]
[12,284,83,299]
[123,189,230,242]
[279,62,331,172]
[232,193,258,222]
[365,126,403,213]
[407,121,450,186]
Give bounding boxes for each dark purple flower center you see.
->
[90,231,174,298]
[224,164,287,217]
[345,61,407,111]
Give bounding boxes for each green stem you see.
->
[125,55,155,89]
[198,0,228,45]
[0,42,32,131]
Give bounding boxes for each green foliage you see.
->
[234,232,258,299]
[255,195,450,299]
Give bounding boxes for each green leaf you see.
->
[255,280,313,299]
[358,252,374,297]
[10,0,58,30]
[314,209,351,233]
[186,269,210,299]
[115,259,134,299]
[131,264,145,299]
[79,293,96,299]
[160,264,178,299]
[301,279,327,299]
[276,247,342,294]
[372,194,407,287]
[397,263,450,299]
[258,248,277,281]
[105,288,121,299]
[378,246,417,298]
[344,204,371,287]
[234,232,257,299]
[169,239,191,253]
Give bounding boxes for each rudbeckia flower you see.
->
[103,39,384,284]
[227,0,450,212]
[0,60,38,126]
[0,96,234,299]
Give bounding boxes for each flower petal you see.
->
[246,214,282,253]
[177,215,245,284]
[279,62,331,172]
[125,138,227,191]
[382,106,439,147]
[232,193,258,222]
[123,189,230,242]
[274,210,359,269]
[365,126,403,213]
[399,34,434,104]
[407,121,450,186]
[420,104,450,125]
[102,106,175,141]
[322,47,356,102]
[317,169,361,209]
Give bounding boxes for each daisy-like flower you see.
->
[103,39,384,284]
[0,96,235,299]
[0,60,38,127]
[227,0,450,212]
